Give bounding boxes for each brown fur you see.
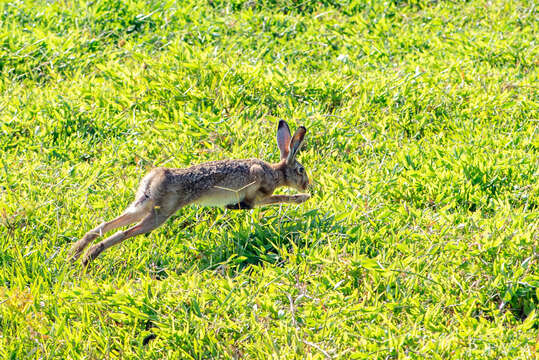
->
[70,120,310,266]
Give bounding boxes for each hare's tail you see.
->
[132,168,163,207]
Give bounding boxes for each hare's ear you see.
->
[277,120,291,160]
[286,126,306,164]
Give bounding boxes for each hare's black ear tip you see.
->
[299,126,307,133]
[278,120,287,128]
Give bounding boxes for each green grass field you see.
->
[1,0,538,358]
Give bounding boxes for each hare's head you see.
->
[276,120,309,191]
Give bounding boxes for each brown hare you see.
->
[70,120,311,265]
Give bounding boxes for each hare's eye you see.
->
[297,166,304,174]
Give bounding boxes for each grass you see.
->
[0,0,538,358]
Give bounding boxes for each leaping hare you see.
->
[70,120,311,265]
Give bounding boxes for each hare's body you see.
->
[138,159,281,210]
[125,159,295,217]
[71,121,310,266]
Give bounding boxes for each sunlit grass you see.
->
[0,0,537,358]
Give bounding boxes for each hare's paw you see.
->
[294,194,311,203]
[68,234,95,262]
[82,243,105,266]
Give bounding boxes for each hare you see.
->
[70,120,311,265]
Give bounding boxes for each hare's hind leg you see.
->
[69,206,146,261]
[82,211,170,266]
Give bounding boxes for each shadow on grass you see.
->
[142,207,361,279]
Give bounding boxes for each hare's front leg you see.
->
[256,194,310,206]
